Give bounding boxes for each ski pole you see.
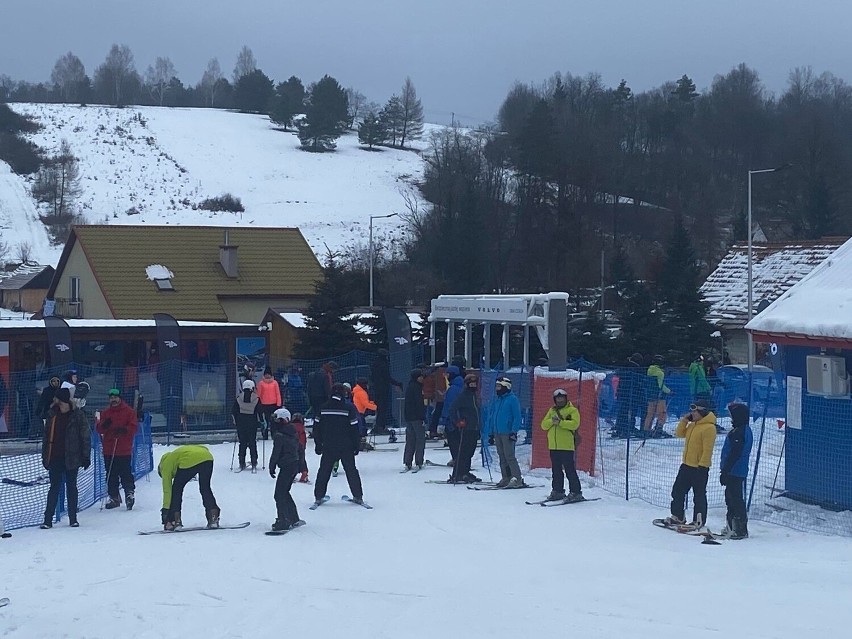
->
[100,438,118,511]
[452,426,465,484]
[261,422,266,470]
[230,427,237,471]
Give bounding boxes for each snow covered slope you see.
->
[0,162,60,265]
[4,103,426,264]
[1,441,850,638]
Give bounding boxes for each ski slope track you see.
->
[2,104,429,265]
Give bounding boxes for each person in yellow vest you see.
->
[540,388,584,502]
[662,398,717,529]
[158,445,220,530]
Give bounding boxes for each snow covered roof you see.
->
[273,310,423,334]
[746,237,852,342]
[701,239,847,330]
[0,319,255,329]
[0,263,54,290]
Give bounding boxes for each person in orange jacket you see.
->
[352,378,377,437]
[257,369,282,440]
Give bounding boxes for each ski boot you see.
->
[298,471,310,483]
[463,473,481,483]
[104,496,122,510]
[506,477,525,489]
[271,518,290,532]
[495,478,510,488]
[661,515,686,527]
[125,491,135,511]
[388,429,398,444]
[546,490,566,501]
[730,517,749,539]
[565,492,585,503]
[165,511,183,531]
[206,507,220,529]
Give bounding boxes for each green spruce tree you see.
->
[358,109,389,150]
[298,75,349,152]
[293,253,364,359]
[656,214,712,362]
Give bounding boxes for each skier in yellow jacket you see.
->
[158,445,220,530]
[662,398,717,529]
[540,388,584,502]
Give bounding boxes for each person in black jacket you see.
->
[307,361,338,421]
[268,408,304,531]
[402,368,425,471]
[312,384,365,506]
[370,349,402,434]
[447,373,482,483]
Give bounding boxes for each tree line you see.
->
[0,44,424,153]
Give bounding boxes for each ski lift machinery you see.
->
[428,293,569,371]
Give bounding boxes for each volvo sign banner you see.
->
[430,298,532,323]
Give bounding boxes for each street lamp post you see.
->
[747,165,790,373]
[369,212,398,308]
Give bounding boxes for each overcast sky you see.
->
[1,0,850,124]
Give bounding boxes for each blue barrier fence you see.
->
[0,413,153,531]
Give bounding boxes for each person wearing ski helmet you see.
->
[231,379,261,471]
[268,408,304,532]
[540,389,583,501]
[487,376,525,488]
[446,373,482,483]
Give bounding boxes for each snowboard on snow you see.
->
[138,522,250,535]
[308,495,331,510]
[265,520,306,536]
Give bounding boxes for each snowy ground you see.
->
[3,103,433,265]
[1,439,851,638]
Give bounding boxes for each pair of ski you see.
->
[400,460,444,473]
[308,494,373,510]
[652,519,724,544]
[525,496,602,507]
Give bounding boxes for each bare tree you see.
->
[94,44,137,106]
[16,242,33,264]
[50,52,87,102]
[0,74,14,101]
[32,139,81,219]
[232,46,257,84]
[399,77,424,148]
[345,87,367,129]
[0,238,9,264]
[200,58,224,107]
[145,56,176,106]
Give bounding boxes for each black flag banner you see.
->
[44,316,74,369]
[384,307,414,427]
[153,313,183,435]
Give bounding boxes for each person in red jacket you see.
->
[291,413,310,483]
[96,388,139,510]
[257,369,283,440]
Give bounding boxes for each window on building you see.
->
[154,278,175,291]
[69,277,80,302]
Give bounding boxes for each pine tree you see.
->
[298,75,349,152]
[293,254,364,359]
[269,76,305,130]
[233,69,274,113]
[358,109,389,149]
[656,214,712,362]
[619,283,665,359]
[379,95,405,147]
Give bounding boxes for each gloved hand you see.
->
[161,508,170,525]
[488,434,495,446]
[719,472,729,486]
[551,413,561,425]
[82,459,91,470]
[509,432,517,442]
[270,468,276,479]
[315,444,323,456]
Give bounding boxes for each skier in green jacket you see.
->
[158,445,220,530]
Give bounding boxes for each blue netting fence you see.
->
[0,413,153,531]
